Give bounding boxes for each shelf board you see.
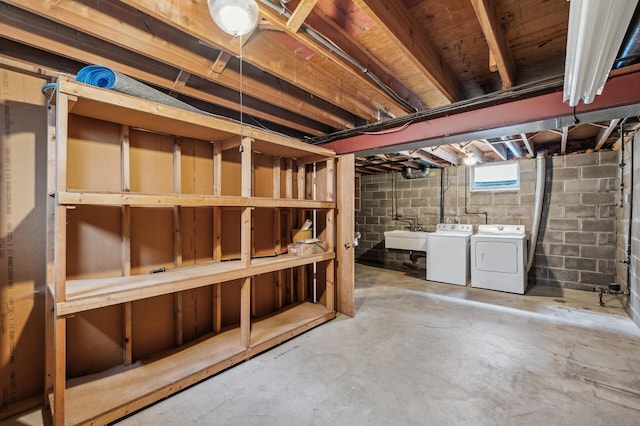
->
[56,191,335,209]
[58,77,335,160]
[58,252,335,316]
[62,302,334,426]
[249,302,336,354]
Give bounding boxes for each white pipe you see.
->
[527,152,546,272]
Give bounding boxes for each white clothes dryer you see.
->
[470,224,528,294]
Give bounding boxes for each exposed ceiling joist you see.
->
[117,0,379,122]
[595,118,620,150]
[4,0,354,132]
[286,0,319,32]
[257,1,412,115]
[0,5,334,135]
[306,2,425,112]
[4,0,633,164]
[399,150,442,168]
[481,139,507,161]
[470,0,516,89]
[561,126,569,154]
[520,133,534,156]
[426,146,460,166]
[354,0,463,104]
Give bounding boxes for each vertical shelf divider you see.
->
[44,103,56,409]
[121,125,133,366]
[173,137,184,347]
[212,142,223,333]
[53,89,69,426]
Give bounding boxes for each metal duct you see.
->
[501,136,523,157]
[527,151,546,272]
[616,4,640,68]
[401,164,431,179]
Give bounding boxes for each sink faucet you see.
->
[393,216,423,232]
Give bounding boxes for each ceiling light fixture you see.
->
[463,152,478,166]
[563,0,638,107]
[208,0,259,155]
[208,0,259,37]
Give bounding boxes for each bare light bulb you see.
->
[463,153,478,166]
[208,0,259,36]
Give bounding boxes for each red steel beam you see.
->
[324,70,640,154]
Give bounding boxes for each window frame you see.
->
[469,161,520,192]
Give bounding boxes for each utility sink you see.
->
[384,230,429,251]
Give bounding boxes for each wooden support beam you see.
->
[470,0,516,89]
[336,154,355,317]
[594,119,620,150]
[354,0,463,103]
[520,133,534,156]
[561,126,568,155]
[286,0,318,32]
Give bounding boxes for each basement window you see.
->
[470,162,520,192]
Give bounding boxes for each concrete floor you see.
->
[4,263,640,425]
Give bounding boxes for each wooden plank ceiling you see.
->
[2,0,638,174]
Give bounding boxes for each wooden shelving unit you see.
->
[45,77,354,425]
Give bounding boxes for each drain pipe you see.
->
[622,119,633,294]
[526,151,546,272]
[464,166,488,224]
[440,168,445,223]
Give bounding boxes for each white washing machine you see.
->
[426,224,473,286]
[470,224,528,294]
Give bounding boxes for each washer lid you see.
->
[476,224,525,235]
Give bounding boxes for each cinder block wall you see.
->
[356,151,620,292]
[618,132,640,327]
